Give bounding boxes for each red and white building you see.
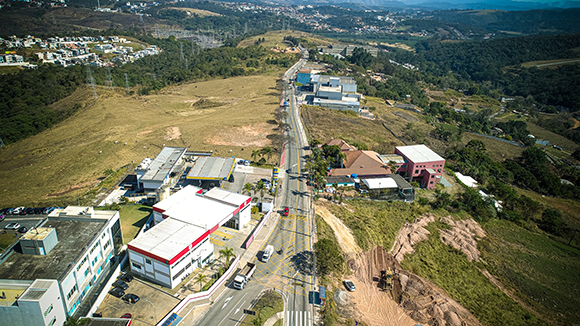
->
[394,145,445,189]
[127,185,251,288]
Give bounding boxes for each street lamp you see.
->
[144,299,157,324]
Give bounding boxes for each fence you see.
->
[242,208,273,249]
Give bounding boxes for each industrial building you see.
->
[310,75,360,111]
[0,207,122,323]
[394,145,446,189]
[128,185,251,288]
[296,68,311,85]
[317,44,379,58]
[135,146,187,191]
[186,156,236,188]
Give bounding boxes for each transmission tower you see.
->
[125,73,130,92]
[180,43,184,61]
[185,58,188,70]
[0,136,5,149]
[105,68,113,89]
[86,67,97,99]
[244,22,248,34]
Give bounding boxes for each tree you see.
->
[196,273,207,292]
[539,208,563,235]
[243,183,253,195]
[466,139,486,152]
[261,146,273,163]
[219,247,235,267]
[251,149,262,163]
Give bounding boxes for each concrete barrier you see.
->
[156,255,242,325]
[242,209,273,249]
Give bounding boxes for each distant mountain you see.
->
[267,0,580,10]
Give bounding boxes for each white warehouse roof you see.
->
[128,218,206,262]
[141,147,187,182]
[396,145,444,163]
[455,172,478,188]
[362,177,397,189]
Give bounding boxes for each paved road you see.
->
[194,54,313,326]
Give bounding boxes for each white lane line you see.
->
[234,299,246,315]
[217,292,248,326]
[222,296,233,309]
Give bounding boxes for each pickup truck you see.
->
[233,262,256,290]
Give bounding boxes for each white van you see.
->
[262,245,274,262]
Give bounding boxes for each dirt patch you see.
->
[347,247,417,326]
[164,126,181,141]
[315,205,362,255]
[207,122,275,147]
[392,111,419,122]
[137,130,152,135]
[349,246,482,326]
[439,216,486,262]
[381,42,414,51]
[46,180,99,197]
[390,213,435,263]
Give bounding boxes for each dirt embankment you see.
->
[390,213,435,263]
[439,215,486,262]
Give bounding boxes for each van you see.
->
[262,245,274,262]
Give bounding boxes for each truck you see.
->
[233,262,256,290]
[262,245,274,262]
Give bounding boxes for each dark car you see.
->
[34,207,45,214]
[18,208,28,215]
[18,226,28,233]
[343,280,356,292]
[112,280,129,290]
[122,293,140,304]
[118,273,133,283]
[26,208,35,215]
[108,287,125,298]
[43,207,56,215]
[282,207,289,217]
[120,313,132,319]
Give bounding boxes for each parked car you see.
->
[19,208,28,215]
[12,207,24,215]
[5,223,21,230]
[120,313,132,319]
[112,280,129,290]
[343,280,356,292]
[5,208,14,215]
[122,293,140,304]
[109,287,125,298]
[118,273,134,283]
[18,226,28,233]
[43,207,56,215]
[0,214,5,222]
[34,207,45,214]
[282,207,289,217]
[25,208,35,215]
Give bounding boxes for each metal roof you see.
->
[141,147,187,182]
[128,218,206,262]
[378,154,406,165]
[362,178,398,189]
[187,156,235,181]
[395,145,444,163]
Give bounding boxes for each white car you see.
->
[5,223,21,230]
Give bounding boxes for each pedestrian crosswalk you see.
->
[286,310,312,326]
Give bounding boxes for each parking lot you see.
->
[97,276,181,326]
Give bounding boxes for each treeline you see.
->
[0,65,84,143]
[400,33,580,110]
[439,141,579,243]
[432,8,580,35]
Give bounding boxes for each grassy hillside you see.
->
[0,74,283,207]
[237,30,337,49]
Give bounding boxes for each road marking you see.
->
[217,293,248,325]
[222,296,232,309]
[235,299,246,315]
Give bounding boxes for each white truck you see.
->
[262,245,274,262]
[233,262,256,290]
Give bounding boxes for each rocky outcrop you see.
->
[391,213,435,263]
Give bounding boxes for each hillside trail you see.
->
[315,204,417,326]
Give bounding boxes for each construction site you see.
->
[316,205,484,326]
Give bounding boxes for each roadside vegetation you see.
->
[239,290,283,326]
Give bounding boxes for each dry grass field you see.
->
[237,30,338,49]
[165,7,222,17]
[521,58,580,69]
[0,74,283,207]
